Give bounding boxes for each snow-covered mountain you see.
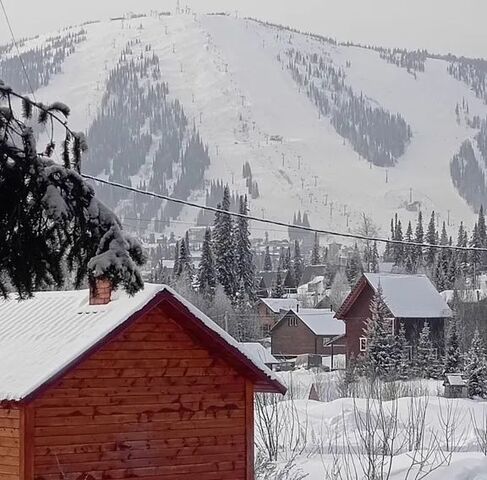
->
[3,12,487,239]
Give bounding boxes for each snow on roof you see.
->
[0,285,285,401]
[365,273,453,319]
[241,342,279,365]
[445,374,466,387]
[260,297,299,313]
[294,309,345,336]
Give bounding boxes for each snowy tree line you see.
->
[284,48,412,167]
[384,208,487,292]
[0,29,86,93]
[85,40,210,231]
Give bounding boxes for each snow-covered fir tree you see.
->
[464,329,487,398]
[363,286,395,380]
[425,211,438,268]
[311,232,321,265]
[444,315,462,374]
[415,211,424,268]
[0,84,145,298]
[213,186,236,300]
[370,241,380,273]
[393,323,411,380]
[271,268,285,299]
[198,228,216,301]
[346,244,363,286]
[234,195,255,299]
[404,221,415,273]
[293,240,304,286]
[263,246,273,272]
[414,322,439,379]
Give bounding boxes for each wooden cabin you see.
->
[0,281,285,480]
[271,308,345,358]
[255,298,299,336]
[335,273,453,360]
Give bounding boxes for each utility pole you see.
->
[281,153,285,167]
[385,169,389,184]
[313,175,318,187]
[297,155,302,169]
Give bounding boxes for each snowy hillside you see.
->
[4,12,487,238]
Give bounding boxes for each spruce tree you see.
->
[198,228,216,301]
[311,232,321,265]
[415,211,424,269]
[234,195,255,299]
[394,323,411,380]
[176,237,193,279]
[464,330,487,398]
[404,221,415,273]
[426,211,437,268]
[213,186,236,300]
[470,223,482,286]
[363,286,395,380]
[393,220,404,266]
[346,244,363,286]
[371,241,380,273]
[283,247,292,271]
[293,240,304,286]
[271,268,285,299]
[444,316,461,374]
[263,246,273,272]
[0,84,145,298]
[414,322,437,378]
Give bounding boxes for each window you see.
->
[359,337,368,352]
[323,337,330,347]
[287,317,298,327]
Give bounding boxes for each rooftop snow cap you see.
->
[89,278,113,306]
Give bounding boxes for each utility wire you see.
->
[82,173,486,252]
[0,0,36,100]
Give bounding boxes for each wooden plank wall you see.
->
[31,306,248,480]
[0,407,20,480]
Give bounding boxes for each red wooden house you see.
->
[0,282,285,480]
[335,273,452,360]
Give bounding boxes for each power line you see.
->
[0,0,36,100]
[82,173,487,253]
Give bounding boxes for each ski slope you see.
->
[18,13,487,238]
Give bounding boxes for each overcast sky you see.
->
[1,0,485,57]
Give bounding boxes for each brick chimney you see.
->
[89,278,112,306]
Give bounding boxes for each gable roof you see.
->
[273,308,345,336]
[259,297,299,313]
[0,285,286,402]
[336,273,453,319]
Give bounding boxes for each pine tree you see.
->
[444,316,461,374]
[394,323,411,380]
[176,237,193,279]
[470,223,481,287]
[293,240,304,286]
[371,241,380,273]
[263,246,273,272]
[271,268,285,299]
[363,286,395,380]
[173,240,180,279]
[414,211,424,268]
[198,228,216,301]
[404,221,415,273]
[456,222,469,279]
[464,330,487,398]
[393,220,404,266]
[426,211,437,268]
[234,195,255,299]
[311,232,321,265]
[414,322,437,379]
[346,244,363,286]
[283,247,292,271]
[0,85,145,298]
[213,186,236,300]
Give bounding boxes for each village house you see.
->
[271,308,346,359]
[335,273,453,360]
[0,281,285,480]
[255,297,299,335]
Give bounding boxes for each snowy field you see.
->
[20,13,487,240]
[256,370,487,480]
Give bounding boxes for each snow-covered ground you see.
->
[14,13,487,239]
[258,370,487,480]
